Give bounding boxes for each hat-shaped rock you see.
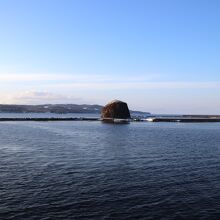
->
[101,100,131,119]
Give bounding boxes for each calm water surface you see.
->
[0,121,220,219]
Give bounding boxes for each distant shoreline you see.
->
[0,104,150,115]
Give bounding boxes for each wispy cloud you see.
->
[0,73,160,83]
[1,73,220,106]
[0,73,96,82]
[46,81,220,90]
[1,73,220,90]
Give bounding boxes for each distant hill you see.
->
[0,104,150,115]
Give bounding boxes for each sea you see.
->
[0,113,220,219]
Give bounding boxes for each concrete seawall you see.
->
[0,117,100,121]
[1,117,220,123]
[151,118,220,122]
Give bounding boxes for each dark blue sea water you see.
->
[0,121,220,219]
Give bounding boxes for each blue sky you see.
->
[0,0,220,113]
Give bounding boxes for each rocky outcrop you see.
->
[101,100,131,119]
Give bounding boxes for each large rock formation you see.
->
[101,100,131,119]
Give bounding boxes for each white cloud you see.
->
[0,91,82,104]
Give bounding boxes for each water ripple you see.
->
[0,122,220,219]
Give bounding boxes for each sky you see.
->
[0,0,220,114]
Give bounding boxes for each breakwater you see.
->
[1,117,220,122]
[149,117,220,122]
[0,117,100,121]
